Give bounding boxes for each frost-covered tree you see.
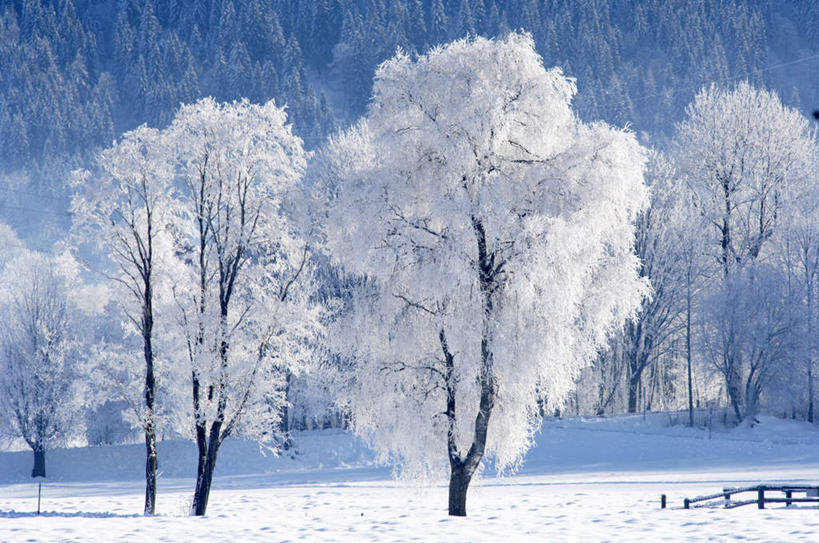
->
[71,126,174,515]
[675,82,817,420]
[676,82,815,277]
[164,98,321,516]
[675,171,711,426]
[699,264,805,420]
[599,152,686,413]
[780,186,819,422]
[0,251,83,478]
[319,34,649,516]
[623,154,690,413]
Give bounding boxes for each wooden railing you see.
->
[660,485,819,509]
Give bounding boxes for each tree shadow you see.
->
[0,510,141,519]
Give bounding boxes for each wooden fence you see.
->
[660,485,819,509]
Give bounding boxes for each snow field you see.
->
[3,474,819,542]
[2,414,819,542]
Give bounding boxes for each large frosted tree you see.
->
[164,98,321,516]
[319,34,649,516]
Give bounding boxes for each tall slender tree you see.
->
[622,153,686,413]
[71,125,173,515]
[165,98,321,516]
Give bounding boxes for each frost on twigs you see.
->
[162,98,324,515]
[0,248,88,478]
[70,98,325,515]
[674,82,818,422]
[318,32,649,496]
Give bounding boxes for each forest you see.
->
[3,0,819,520]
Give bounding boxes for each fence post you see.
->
[757,488,764,509]
[684,498,690,509]
[786,490,792,507]
[661,494,666,509]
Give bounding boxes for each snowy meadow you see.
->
[2,415,819,542]
[5,1,819,540]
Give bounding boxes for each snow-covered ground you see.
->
[2,413,819,541]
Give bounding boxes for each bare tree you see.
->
[612,153,686,413]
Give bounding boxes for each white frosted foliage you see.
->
[165,97,322,444]
[321,33,649,480]
[0,250,85,454]
[71,125,176,434]
[675,81,816,271]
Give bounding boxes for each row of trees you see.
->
[71,98,322,516]
[2,33,818,518]
[1,34,648,518]
[581,81,819,425]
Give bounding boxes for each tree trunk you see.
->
[627,368,642,414]
[142,297,157,516]
[809,365,814,424]
[686,283,694,427]
[448,462,472,517]
[743,374,760,421]
[440,217,498,517]
[193,308,227,517]
[31,447,45,478]
[190,188,211,513]
[807,278,814,424]
[280,371,293,450]
[726,378,743,422]
[191,275,232,516]
[144,429,157,515]
[192,425,222,516]
[720,180,732,277]
[192,421,207,513]
[445,345,493,518]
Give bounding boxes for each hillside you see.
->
[3,0,819,245]
[3,412,819,484]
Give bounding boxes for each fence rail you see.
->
[661,485,819,510]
